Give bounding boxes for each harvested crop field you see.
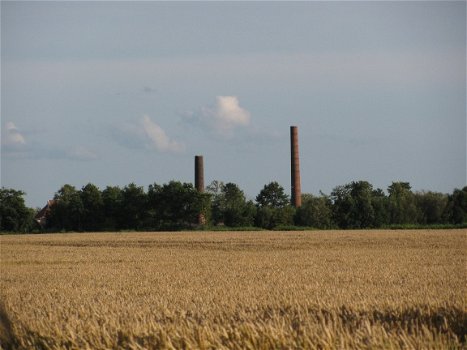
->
[0,229,465,349]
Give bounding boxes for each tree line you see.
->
[1,181,466,232]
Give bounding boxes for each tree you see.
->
[206,180,224,195]
[149,181,208,230]
[223,183,255,227]
[102,186,123,230]
[350,181,375,228]
[255,206,295,229]
[207,182,254,227]
[206,180,225,225]
[255,182,294,229]
[120,183,147,230]
[0,188,33,232]
[371,188,389,227]
[256,182,289,208]
[387,182,420,225]
[330,181,378,229]
[330,185,353,229]
[443,187,467,224]
[295,193,334,228]
[80,183,104,231]
[242,200,257,227]
[48,184,84,231]
[415,191,448,224]
[146,183,162,229]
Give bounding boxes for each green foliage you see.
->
[255,205,295,229]
[330,181,378,229]
[148,181,206,230]
[80,183,104,231]
[48,184,84,231]
[387,182,420,225]
[371,189,390,228]
[443,187,467,224]
[102,186,123,230]
[414,191,448,225]
[196,225,264,232]
[5,179,466,233]
[272,225,314,231]
[256,182,289,208]
[207,181,254,227]
[255,182,294,229]
[223,183,247,225]
[120,183,147,230]
[295,193,334,229]
[0,188,33,232]
[206,180,224,225]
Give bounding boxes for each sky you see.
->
[1,1,466,208]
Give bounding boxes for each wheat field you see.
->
[0,230,465,349]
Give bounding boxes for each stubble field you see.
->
[0,229,465,349]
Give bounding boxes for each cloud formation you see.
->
[2,122,26,147]
[1,123,98,161]
[114,115,184,154]
[187,96,251,137]
[140,115,185,153]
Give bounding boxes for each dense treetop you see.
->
[1,181,466,232]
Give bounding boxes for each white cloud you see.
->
[2,122,26,146]
[140,115,185,153]
[190,96,251,136]
[112,115,185,153]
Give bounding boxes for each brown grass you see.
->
[1,230,466,349]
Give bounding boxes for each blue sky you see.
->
[1,1,466,208]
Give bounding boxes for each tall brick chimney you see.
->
[194,155,204,193]
[290,126,302,207]
[194,155,206,225]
